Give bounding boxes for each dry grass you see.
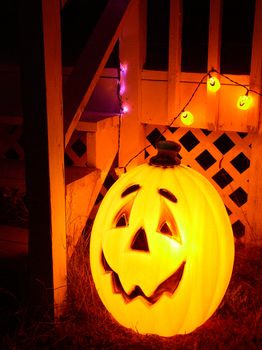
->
[1,233,262,350]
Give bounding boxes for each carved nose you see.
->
[131,228,149,252]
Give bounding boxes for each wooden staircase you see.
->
[0,0,130,263]
[0,48,121,319]
[0,0,146,317]
[0,108,119,259]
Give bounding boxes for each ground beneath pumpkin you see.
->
[1,236,261,350]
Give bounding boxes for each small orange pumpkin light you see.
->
[207,76,221,92]
[237,92,252,110]
[180,110,194,125]
[90,141,235,337]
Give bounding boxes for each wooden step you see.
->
[0,66,120,129]
[76,112,119,132]
[0,158,99,189]
[0,112,120,134]
[0,159,101,259]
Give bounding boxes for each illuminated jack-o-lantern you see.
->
[90,141,234,337]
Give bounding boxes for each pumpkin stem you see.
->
[149,141,181,167]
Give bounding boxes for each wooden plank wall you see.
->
[141,0,261,133]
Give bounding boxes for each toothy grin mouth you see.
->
[101,252,185,304]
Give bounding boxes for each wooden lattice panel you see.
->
[145,126,252,241]
[65,130,88,167]
[0,126,89,168]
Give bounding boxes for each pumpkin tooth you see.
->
[120,277,136,296]
[101,252,112,272]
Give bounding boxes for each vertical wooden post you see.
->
[247,0,262,132]
[119,0,146,168]
[207,0,222,130]
[247,0,262,242]
[19,0,67,317]
[247,135,262,242]
[167,0,182,122]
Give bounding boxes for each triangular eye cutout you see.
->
[114,199,135,228]
[158,198,182,243]
[159,222,173,237]
[116,213,128,227]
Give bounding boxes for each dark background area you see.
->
[0,0,256,72]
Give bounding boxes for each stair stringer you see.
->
[66,119,119,259]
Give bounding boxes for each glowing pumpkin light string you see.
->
[116,67,262,171]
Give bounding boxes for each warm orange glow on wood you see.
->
[90,144,235,337]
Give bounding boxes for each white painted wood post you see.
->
[119,0,146,169]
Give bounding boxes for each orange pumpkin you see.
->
[90,141,234,337]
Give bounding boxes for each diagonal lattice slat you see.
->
[145,126,252,241]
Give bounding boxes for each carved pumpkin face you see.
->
[90,147,234,337]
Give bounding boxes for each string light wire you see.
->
[117,68,262,171]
